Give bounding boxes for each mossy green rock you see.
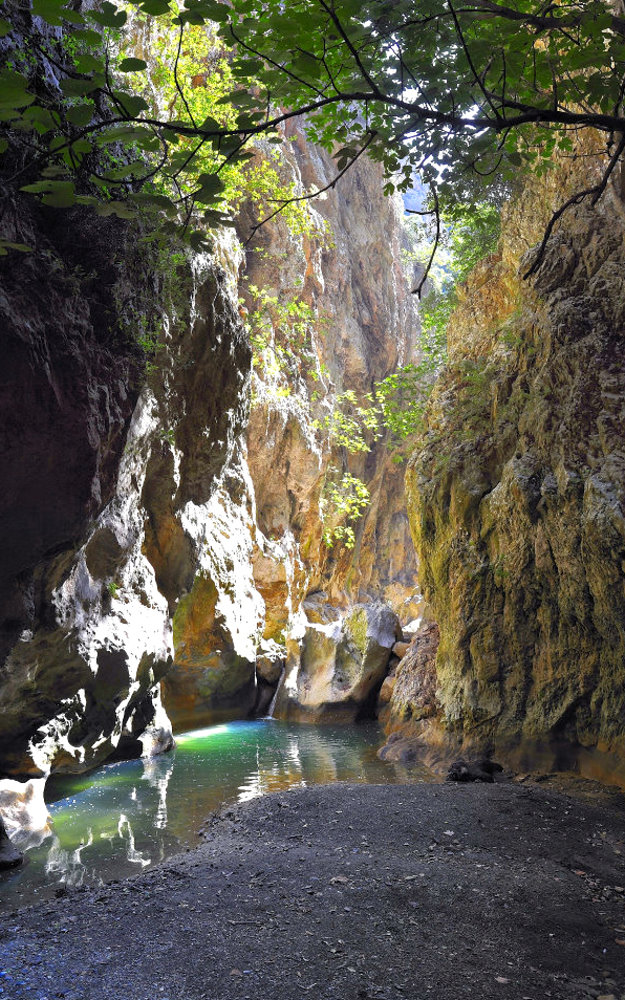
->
[406,168,625,766]
[274,601,400,722]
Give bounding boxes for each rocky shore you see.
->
[1,780,625,1000]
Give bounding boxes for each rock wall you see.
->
[162,125,421,729]
[0,203,250,775]
[1,116,421,776]
[402,140,625,777]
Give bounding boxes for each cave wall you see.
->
[402,141,625,776]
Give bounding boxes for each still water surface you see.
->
[0,719,435,909]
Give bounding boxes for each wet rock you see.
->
[256,655,284,686]
[253,679,277,718]
[378,729,426,765]
[164,575,256,732]
[0,776,50,856]
[0,815,22,869]
[446,759,504,783]
[405,137,625,767]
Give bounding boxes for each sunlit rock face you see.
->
[161,127,422,730]
[1,117,420,772]
[404,140,625,772]
[275,602,401,723]
[0,230,250,775]
[245,123,421,619]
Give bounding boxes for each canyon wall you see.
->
[162,125,421,730]
[395,141,625,780]
[0,121,420,777]
[0,186,250,775]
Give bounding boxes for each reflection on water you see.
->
[0,719,436,909]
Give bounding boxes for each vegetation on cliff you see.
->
[3,0,625,279]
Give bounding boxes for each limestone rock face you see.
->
[243,125,421,623]
[161,127,422,727]
[163,574,256,731]
[0,109,420,772]
[405,141,625,769]
[275,601,400,722]
[0,232,250,774]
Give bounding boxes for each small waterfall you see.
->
[266,664,286,719]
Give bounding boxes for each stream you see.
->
[0,719,436,910]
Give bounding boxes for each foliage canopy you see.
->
[2,0,625,263]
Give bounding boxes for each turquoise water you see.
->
[0,719,434,910]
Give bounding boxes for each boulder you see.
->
[274,601,401,722]
[0,816,22,870]
[388,621,440,724]
[447,759,504,783]
[256,655,284,686]
[0,777,50,855]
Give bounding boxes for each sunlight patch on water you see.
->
[175,724,231,743]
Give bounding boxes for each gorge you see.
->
[2,2,625,996]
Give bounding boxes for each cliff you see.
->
[0,185,250,775]
[398,139,625,781]
[162,124,421,729]
[0,115,420,776]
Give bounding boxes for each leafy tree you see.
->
[2,0,625,269]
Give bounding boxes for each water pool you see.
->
[0,719,435,910]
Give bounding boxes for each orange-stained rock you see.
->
[392,641,410,660]
[406,134,625,763]
[162,575,256,733]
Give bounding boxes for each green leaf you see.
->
[95,125,153,145]
[184,0,230,22]
[73,53,102,74]
[60,76,103,97]
[70,138,94,155]
[218,90,257,107]
[65,103,94,127]
[21,179,77,208]
[87,2,127,28]
[70,28,102,45]
[0,18,12,36]
[128,191,178,215]
[0,240,32,255]
[95,201,137,219]
[0,70,36,111]
[31,0,68,26]
[118,58,148,72]
[111,91,150,117]
[195,172,226,203]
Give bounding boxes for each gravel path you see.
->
[2,781,625,1000]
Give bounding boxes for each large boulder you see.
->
[275,601,401,722]
[0,776,50,860]
[0,816,22,870]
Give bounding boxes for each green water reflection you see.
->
[0,720,435,909]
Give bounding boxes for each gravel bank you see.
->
[1,781,625,1000]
